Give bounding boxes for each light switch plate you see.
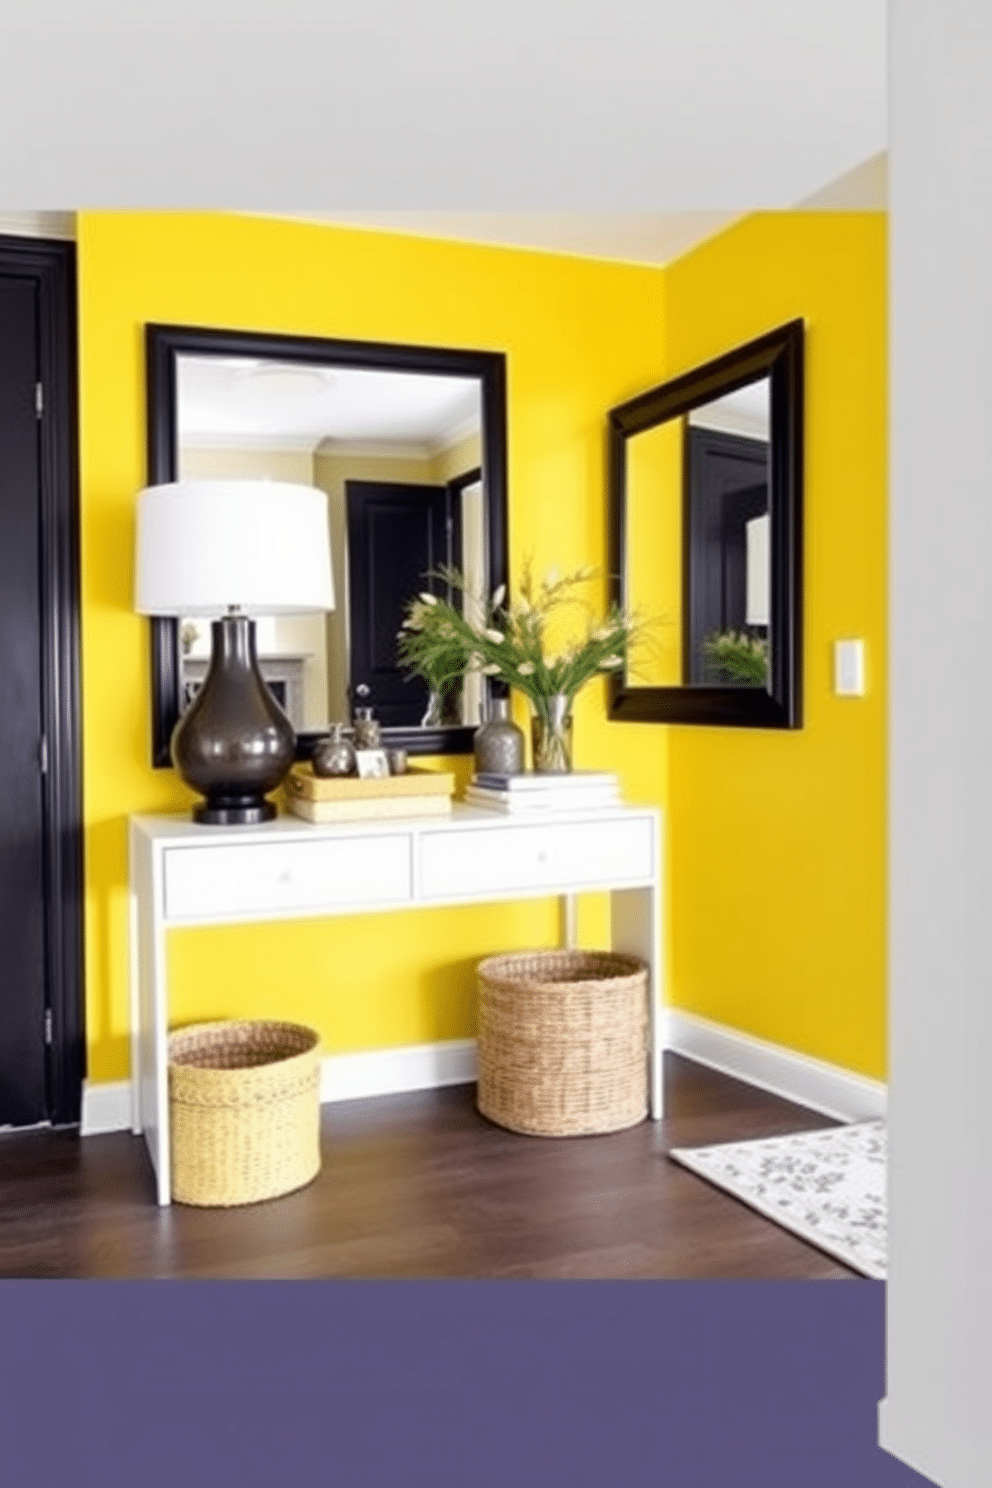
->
[834,639,866,696]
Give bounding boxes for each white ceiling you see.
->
[178,356,482,452]
[0,3,886,214]
[689,379,770,440]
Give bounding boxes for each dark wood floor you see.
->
[0,1053,862,1280]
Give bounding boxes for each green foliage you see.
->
[396,561,651,719]
[702,630,769,685]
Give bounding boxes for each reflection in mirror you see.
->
[685,376,770,688]
[609,319,803,729]
[625,376,771,689]
[175,356,487,733]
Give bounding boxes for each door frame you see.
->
[0,234,85,1126]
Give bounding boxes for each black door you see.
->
[0,238,84,1131]
[346,480,454,727]
[685,427,770,685]
[0,276,49,1125]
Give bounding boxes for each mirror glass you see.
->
[170,352,493,737]
[625,375,771,689]
[608,319,803,729]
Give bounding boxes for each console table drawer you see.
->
[418,817,654,900]
[163,835,412,921]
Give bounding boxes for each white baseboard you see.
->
[663,1008,887,1123]
[81,1036,478,1136]
[318,1037,476,1104]
[81,1016,883,1135]
[80,1079,134,1136]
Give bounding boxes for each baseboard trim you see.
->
[81,1037,478,1136]
[80,1079,132,1136]
[663,1008,886,1123]
[81,1017,883,1136]
[318,1037,477,1104]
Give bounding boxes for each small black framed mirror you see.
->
[607,319,804,728]
[145,323,509,766]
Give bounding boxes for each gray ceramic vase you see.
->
[474,698,525,776]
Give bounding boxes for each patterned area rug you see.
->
[668,1121,887,1278]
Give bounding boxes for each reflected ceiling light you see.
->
[235,363,339,399]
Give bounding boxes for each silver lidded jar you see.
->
[474,697,525,777]
[353,706,382,749]
[312,723,357,777]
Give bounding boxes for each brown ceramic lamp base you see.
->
[171,614,296,826]
[192,798,278,827]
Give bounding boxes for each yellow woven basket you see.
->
[168,1020,321,1207]
[476,949,649,1137]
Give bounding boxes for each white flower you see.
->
[438,623,455,639]
[419,592,438,605]
[491,584,506,607]
[482,663,502,675]
[599,655,624,668]
[484,628,505,644]
[517,661,535,675]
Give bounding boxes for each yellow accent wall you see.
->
[76,209,885,1089]
[663,213,887,1079]
[76,210,671,1083]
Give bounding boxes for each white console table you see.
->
[129,803,663,1206]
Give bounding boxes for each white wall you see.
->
[882,3,992,1483]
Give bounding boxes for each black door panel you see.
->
[346,481,451,727]
[0,276,48,1125]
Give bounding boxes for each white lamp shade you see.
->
[134,480,334,616]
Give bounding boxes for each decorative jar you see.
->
[474,697,525,776]
[353,706,382,749]
[311,723,356,778]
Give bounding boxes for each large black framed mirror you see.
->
[607,319,803,728]
[145,323,508,766]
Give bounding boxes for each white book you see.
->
[473,770,619,792]
[464,786,621,813]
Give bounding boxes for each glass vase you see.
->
[421,689,444,727]
[531,693,574,773]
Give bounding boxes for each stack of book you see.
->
[463,770,621,814]
[284,763,455,823]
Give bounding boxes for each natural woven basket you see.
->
[168,1020,321,1207]
[476,949,649,1137]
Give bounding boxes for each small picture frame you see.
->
[355,747,390,780]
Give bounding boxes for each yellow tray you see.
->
[284,761,456,803]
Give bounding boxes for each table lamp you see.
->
[135,480,334,825]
